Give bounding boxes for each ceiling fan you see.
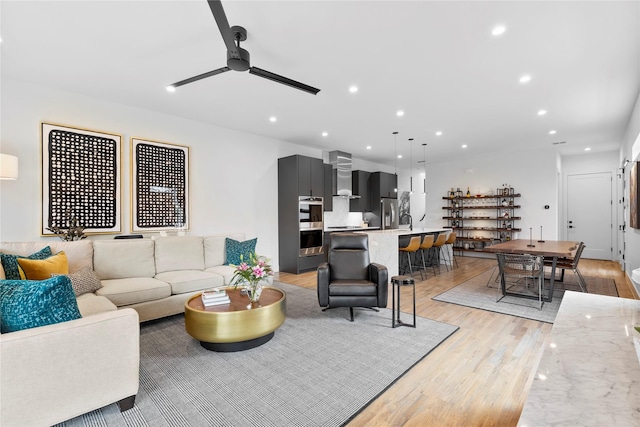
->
[167,0,320,95]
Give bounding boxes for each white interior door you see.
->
[567,172,613,260]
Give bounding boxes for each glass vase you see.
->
[245,282,263,303]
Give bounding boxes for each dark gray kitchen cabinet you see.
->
[349,170,371,212]
[278,154,325,274]
[323,163,333,211]
[370,172,397,202]
[296,155,324,197]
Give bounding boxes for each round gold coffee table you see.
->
[184,287,286,352]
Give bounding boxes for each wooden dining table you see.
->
[484,239,580,302]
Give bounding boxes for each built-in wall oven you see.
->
[299,196,324,256]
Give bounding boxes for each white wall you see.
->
[620,89,640,292]
[0,78,332,271]
[407,148,560,243]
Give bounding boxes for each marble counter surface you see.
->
[357,227,450,277]
[363,227,450,235]
[518,291,640,426]
[324,226,380,232]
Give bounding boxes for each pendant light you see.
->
[393,132,398,193]
[408,138,414,194]
[422,143,427,194]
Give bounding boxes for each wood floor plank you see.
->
[274,256,633,426]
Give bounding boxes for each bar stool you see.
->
[399,236,423,279]
[419,234,438,277]
[391,275,416,328]
[443,231,458,269]
[432,232,449,272]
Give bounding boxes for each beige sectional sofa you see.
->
[0,232,248,426]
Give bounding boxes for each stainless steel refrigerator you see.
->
[381,198,399,230]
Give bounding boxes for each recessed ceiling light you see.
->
[349,85,358,93]
[549,130,557,135]
[166,85,176,93]
[269,116,277,123]
[397,154,403,159]
[396,110,405,117]
[435,131,443,136]
[366,145,372,150]
[537,109,547,116]
[322,132,328,137]
[519,74,532,84]
[491,25,506,36]
[585,147,591,151]
[461,144,468,148]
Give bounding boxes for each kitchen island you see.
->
[357,228,450,277]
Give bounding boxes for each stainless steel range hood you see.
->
[329,150,360,199]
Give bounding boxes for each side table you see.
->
[391,275,416,328]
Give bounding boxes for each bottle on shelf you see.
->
[456,187,463,198]
[466,187,471,197]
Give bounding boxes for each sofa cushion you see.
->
[17,251,69,280]
[0,241,93,275]
[93,240,156,279]
[0,276,81,333]
[96,277,170,307]
[0,246,52,280]
[204,233,245,268]
[75,292,117,316]
[54,267,103,296]
[154,236,205,273]
[205,265,237,285]
[155,270,224,294]
[224,237,257,265]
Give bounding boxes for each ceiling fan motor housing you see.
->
[227,47,250,71]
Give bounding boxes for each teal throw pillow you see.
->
[0,246,53,280]
[224,237,257,265]
[0,275,81,333]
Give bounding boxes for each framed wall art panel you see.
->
[41,122,122,236]
[131,137,190,232]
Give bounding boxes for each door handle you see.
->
[568,226,574,228]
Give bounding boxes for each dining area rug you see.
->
[57,282,458,427]
[432,268,618,323]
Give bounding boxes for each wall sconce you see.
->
[0,154,19,180]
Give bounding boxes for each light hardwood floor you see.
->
[275,256,637,427]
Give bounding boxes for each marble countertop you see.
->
[324,226,380,232]
[358,227,449,235]
[517,291,640,426]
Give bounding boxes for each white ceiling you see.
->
[2,1,639,168]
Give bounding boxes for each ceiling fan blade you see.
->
[207,0,241,60]
[169,66,231,88]
[249,67,320,95]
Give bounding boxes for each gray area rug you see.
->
[58,282,458,427]
[433,268,618,323]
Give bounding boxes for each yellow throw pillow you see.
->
[17,251,69,280]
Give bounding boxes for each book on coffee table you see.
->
[202,289,230,306]
[202,297,230,306]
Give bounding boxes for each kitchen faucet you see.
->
[401,213,413,230]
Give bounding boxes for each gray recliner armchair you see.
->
[317,233,389,321]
